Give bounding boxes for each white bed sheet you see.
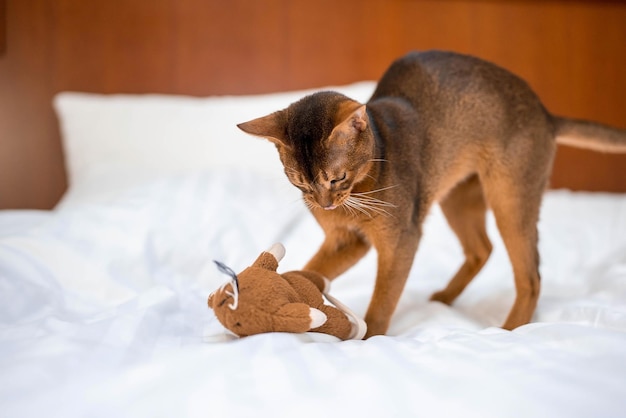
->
[1,168,625,418]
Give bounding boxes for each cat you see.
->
[237,50,626,338]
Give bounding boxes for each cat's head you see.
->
[237,91,375,211]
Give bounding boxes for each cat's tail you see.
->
[553,116,626,153]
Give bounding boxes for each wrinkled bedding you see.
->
[1,168,625,418]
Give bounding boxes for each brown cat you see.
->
[237,50,626,338]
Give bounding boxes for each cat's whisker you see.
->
[348,200,382,218]
[343,197,374,218]
[345,195,396,218]
[349,194,394,216]
[340,201,358,218]
[352,195,397,208]
[298,194,313,210]
[313,172,323,184]
[361,204,393,218]
[304,198,317,211]
[351,184,400,196]
[363,173,377,182]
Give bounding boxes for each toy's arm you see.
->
[272,303,327,333]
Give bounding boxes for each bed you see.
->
[1,81,625,418]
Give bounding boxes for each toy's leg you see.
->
[290,270,329,293]
[311,305,353,340]
[430,174,492,304]
[282,271,366,340]
[304,228,371,279]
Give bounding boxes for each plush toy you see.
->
[208,243,367,340]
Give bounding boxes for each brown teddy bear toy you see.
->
[208,243,367,340]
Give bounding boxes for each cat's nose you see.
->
[315,192,336,210]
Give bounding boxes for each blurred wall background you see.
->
[1,0,625,209]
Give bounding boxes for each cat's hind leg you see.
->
[430,174,492,305]
[480,160,548,330]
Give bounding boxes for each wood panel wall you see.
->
[1,0,625,209]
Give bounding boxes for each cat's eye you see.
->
[330,173,347,185]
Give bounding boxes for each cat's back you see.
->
[370,50,537,106]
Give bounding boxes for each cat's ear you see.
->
[237,111,290,148]
[347,105,368,133]
[329,105,369,143]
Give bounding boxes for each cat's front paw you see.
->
[429,290,455,306]
[363,318,389,339]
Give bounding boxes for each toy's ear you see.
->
[267,243,286,261]
[251,243,286,271]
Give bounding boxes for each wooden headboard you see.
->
[1,0,625,209]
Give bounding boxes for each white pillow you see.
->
[53,82,376,193]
